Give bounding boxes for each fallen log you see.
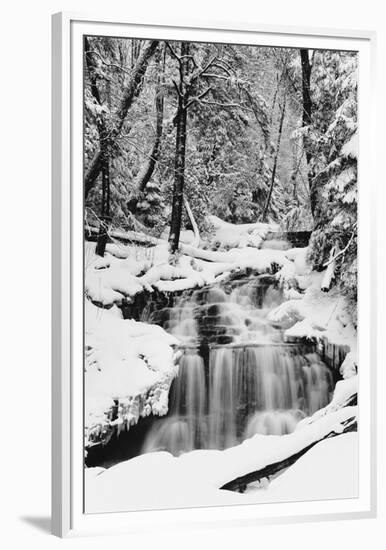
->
[179,243,239,263]
[220,416,357,493]
[86,225,163,247]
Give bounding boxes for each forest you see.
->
[84,37,358,513]
[85,37,357,300]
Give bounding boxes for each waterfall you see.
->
[208,347,238,449]
[143,345,334,455]
[142,274,336,457]
[143,352,207,454]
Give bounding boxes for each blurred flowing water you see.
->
[142,273,335,456]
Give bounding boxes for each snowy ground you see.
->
[243,432,358,504]
[85,407,358,513]
[84,226,358,512]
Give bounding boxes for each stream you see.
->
[141,273,335,455]
[86,239,339,468]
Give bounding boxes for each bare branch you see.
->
[201,72,230,81]
[85,39,159,196]
[200,99,253,112]
[210,61,234,77]
[84,49,132,76]
[323,226,357,267]
[172,79,182,97]
[166,41,182,64]
[185,86,213,109]
[190,55,219,82]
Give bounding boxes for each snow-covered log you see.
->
[205,215,278,249]
[85,239,295,307]
[86,225,163,247]
[221,411,356,492]
[208,214,278,235]
[243,433,358,503]
[321,244,339,292]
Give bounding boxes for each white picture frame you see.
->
[52,11,377,538]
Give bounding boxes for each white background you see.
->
[0,0,384,547]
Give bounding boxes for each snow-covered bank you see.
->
[86,238,357,369]
[85,239,295,307]
[85,300,180,446]
[85,406,357,513]
[296,375,357,430]
[267,249,357,376]
[84,233,358,512]
[269,271,356,346]
[84,238,357,449]
[243,432,358,503]
[84,236,302,447]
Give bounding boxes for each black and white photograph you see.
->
[83,35,358,513]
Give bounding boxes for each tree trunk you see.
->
[84,37,107,199]
[95,156,111,257]
[169,42,190,253]
[85,150,103,198]
[85,39,159,198]
[184,198,200,247]
[300,49,316,217]
[261,95,286,222]
[137,87,164,193]
[133,47,166,195]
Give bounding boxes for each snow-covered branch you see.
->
[184,198,200,247]
[323,228,356,268]
[321,243,339,292]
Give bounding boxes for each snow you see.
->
[330,375,358,407]
[285,318,324,341]
[244,433,358,503]
[285,247,310,275]
[268,299,306,328]
[297,375,357,429]
[84,238,306,441]
[340,351,358,379]
[83,235,358,513]
[268,270,356,352]
[85,240,294,307]
[85,405,357,513]
[206,215,279,249]
[342,131,358,160]
[85,300,180,445]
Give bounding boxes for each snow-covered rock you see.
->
[268,271,356,352]
[85,300,180,445]
[340,351,358,379]
[206,215,278,249]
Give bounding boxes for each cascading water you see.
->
[143,351,207,454]
[142,273,336,456]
